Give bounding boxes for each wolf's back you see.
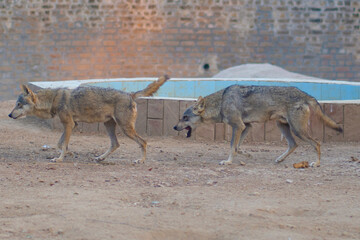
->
[131,75,169,99]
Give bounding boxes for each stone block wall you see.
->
[50,99,360,143]
[1,1,360,100]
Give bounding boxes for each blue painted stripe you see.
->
[87,80,360,101]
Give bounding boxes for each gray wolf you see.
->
[173,85,343,167]
[9,75,169,163]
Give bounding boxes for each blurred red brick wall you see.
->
[1,1,360,100]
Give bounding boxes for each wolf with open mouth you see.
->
[173,85,343,167]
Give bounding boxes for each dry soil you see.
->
[1,101,359,240]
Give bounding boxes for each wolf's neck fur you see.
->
[202,89,225,122]
[33,88,59,118]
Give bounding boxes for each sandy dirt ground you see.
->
[0,100,359,240]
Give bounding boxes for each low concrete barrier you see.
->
[29,78,360,142]
[48,98,360,143]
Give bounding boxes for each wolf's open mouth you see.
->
[185,126,192,138]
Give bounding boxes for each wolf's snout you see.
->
[8,112,18,119]
[173,126,178,131]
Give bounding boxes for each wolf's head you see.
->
[173,96,205,137]
[8,85,38,119]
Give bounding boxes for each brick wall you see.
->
[1,1,360,100]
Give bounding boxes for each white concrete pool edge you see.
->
[30,77,360,90]
[139,97,360,104]
[29,77,360,104]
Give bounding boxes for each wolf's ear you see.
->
[21,84,31,95]
[20,85,37,104]
[197,96,205,107]
[193,96,205,114]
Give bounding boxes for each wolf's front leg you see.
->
[50,145,66,163]
[50,120,74,163]
[219,124,244,165]
[219,155,234,165]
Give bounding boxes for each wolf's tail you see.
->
[131,75,169,99]
[308,97,343,133]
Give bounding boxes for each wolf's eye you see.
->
[17,102,22,108]
[182,116,189,121]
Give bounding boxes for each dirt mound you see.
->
[213,63,324,80]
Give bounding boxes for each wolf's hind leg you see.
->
[57,132,65,150]
[96,119,120,162]
[290,124,321,167]
[236,123,252,156]
[293,131,320,167]
[275,121,298,163]
[308,140,321,167]
[288,106,321,167]
[120,123,147,164]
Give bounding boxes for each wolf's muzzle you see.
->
[8,113,18,119]
[173,125,192,138]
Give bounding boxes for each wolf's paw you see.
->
[219,160,232,165]
[310,161,320,167]
[95,156,105,162]
[50,157,63,163]
[133,159,145,164]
